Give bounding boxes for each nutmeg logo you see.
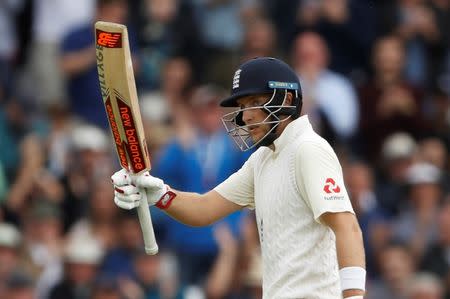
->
[323,178,344,200]
[323,178,340,194]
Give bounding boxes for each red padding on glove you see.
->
[155,189,177,209]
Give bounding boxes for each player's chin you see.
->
[250,132,264,144]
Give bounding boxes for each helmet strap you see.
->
[258,128,278,147]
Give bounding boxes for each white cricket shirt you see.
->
[214,115,354,299]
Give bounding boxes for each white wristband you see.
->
[339,266,366,291]
[344,296,363,299]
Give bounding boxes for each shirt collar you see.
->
[273,115,312,154]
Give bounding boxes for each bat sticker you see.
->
[96,29,122,48]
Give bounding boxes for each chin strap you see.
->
[258,131,278,147]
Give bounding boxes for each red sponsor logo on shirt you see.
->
[323,178,341,194]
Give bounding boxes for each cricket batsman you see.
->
[112,57,366,298]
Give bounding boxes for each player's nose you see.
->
[241,109,254,124]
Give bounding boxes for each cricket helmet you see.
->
[220,57,302,151]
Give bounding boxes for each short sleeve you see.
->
[214,156,255,209]
[295,141,354,222]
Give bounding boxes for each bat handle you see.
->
[133,174,159,255]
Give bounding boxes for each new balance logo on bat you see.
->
[96,30,122,48]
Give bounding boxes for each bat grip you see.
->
[132,174,159,255]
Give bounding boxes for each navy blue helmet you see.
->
[220,57,303,151]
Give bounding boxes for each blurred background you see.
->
[0,0,449,298]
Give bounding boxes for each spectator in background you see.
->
[2,117,64,224]
[45,104,76,179]
[292,31,359,145]
[417,137,450,191]
[151,85,251,287]
[195,0,261,52]
[20,0,95,107]
[61,125,111,231]
[60,0,129,128]
[407,272,445,299]
[358,36,428,161]
[367,242,416,299]
[100,210,143,279]
[0,222,23,297]
[206,16,279,90]
[241,18,279,62]
[376,132,418,215]
[131,249,187,298]
[420,197,450,298]
[21,200,64,299]
[0,97,39,185]
[387,0,445,88]
[49,237,104,299]
[194,0,262,87]
[135,0,204,90]
[67,179,119,251]
[140,56,194,129]
[391,162,443,260]
[139,56,194,159]
[289,0,376,77]
[418,137,448,170]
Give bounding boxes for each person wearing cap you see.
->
[49,236,104,299]
[377,132,418,215]
[112,57,366,298]
[21,199,65,299]
[406,272,444,299]
[391,162,443,260]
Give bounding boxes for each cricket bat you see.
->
[95,21,158,255]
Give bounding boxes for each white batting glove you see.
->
[111,169,176,210]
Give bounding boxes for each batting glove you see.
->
[111,169,176,210]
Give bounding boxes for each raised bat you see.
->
[95,21,158,254]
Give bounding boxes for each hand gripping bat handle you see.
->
[133,175,159,255]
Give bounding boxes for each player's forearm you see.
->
[320,212,366,297]
[334,222,366,297]
[335,221,365,268]
[163,191,221,227]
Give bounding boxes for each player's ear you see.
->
[285,91,293,106]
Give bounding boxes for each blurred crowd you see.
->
[0,0,450,298]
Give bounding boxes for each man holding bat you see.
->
[112,57,366,298]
